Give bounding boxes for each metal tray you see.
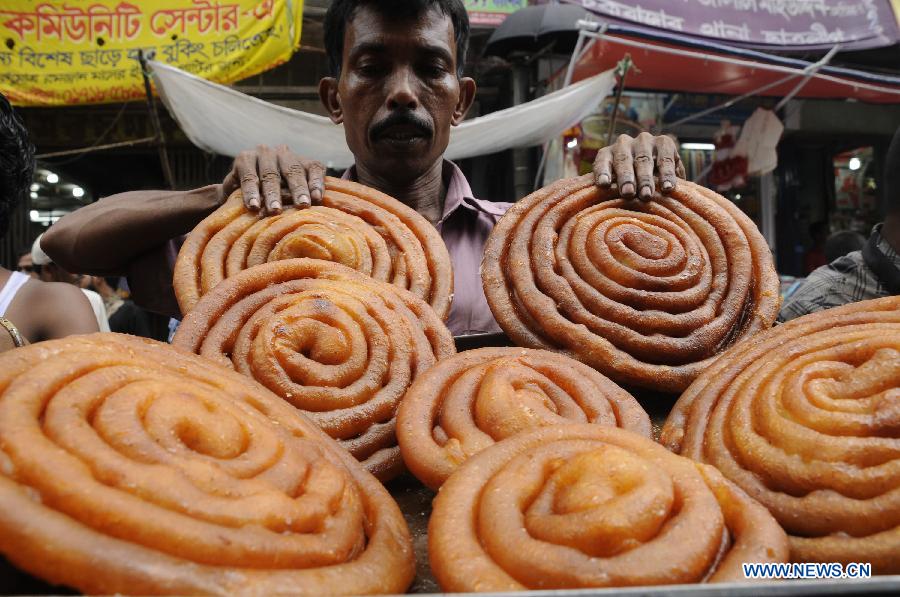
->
[2,334,897,596]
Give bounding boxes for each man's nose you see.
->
[385,67,419,110]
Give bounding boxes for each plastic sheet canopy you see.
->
[149,60,616,169]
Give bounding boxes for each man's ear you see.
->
[319,77,343,125]
[451,77,477,126]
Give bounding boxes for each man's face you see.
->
[323,6,475,182]
[16,253,39,279]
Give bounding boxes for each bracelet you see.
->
[0,317,26,348]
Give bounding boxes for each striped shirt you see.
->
[779,225,900,322]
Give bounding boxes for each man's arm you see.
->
[43,145,326,276]
[42,185,222,275]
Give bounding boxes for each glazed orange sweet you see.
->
[482,175,780,392]
[397,347,651,489]
[173,258,455,481]
[0,333,414,595]
[429,424,789,591]
[174,177,453,319]
[662,296,900,573]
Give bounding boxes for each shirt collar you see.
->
[341,160,503,224]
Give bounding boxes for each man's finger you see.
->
[633,132,656,201]
[306,161,327,202]
[235,151,261,210]
[612,134,637,199]
[280,151,311,208]
[257,145,282,214]
[221,170,238,200]
[675,152,687,179]
[593,147,613,187]
[656,135,679,194]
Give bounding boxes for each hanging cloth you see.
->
[148,60,616,169]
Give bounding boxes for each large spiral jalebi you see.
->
[174,178,453,319]
[0,334,414,595]
[429,424,789,591]
[397,347,651,489]
[482,175,780,392]
[662,296,900,573]
[173,258,455,481]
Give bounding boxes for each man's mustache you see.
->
[370,110,434,140]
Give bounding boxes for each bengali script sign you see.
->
[0,0,303,106]
[466,0,528,27]
[561,0,899,49]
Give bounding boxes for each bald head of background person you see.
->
[41,0,683,332]
[0,93,97,352]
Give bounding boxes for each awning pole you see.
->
[563,23,605,87]
[538,23,605,190]
[562,31,587,88]
[774,44,842,111]
[578,30,900,98]
[606,55,635,146]
[138,50,176,190]
[666,72,800,128]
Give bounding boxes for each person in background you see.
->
[16,249,40,279]
[31,234,110,333]
[0,92,97,352]
[824,230,867,263]
[89,275,125,319]
[42,0,683,336]
[803,221,828,274]
[89,275,171,341]
[780,126,900,321]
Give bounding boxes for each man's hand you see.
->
[221,144,326,214]
[593,132,686,201]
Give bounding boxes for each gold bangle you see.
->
[0,317,26,348]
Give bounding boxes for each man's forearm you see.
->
[43,185,222,274]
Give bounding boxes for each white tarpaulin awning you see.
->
[148,60,615,169]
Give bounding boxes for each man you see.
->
[43,0,683,335]
[16,250,39,279]
[780,127,900,321]
[88,275,125,319]
[0,93,97,352]
[31,235,111,333]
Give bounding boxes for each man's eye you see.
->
[357,64,381,77]
[420,64,447,78]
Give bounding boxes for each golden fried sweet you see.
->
[397,347,651,489]
[173,258,455,481]
[662,296,900,573]
[174,178,453,319]
[0,333,414,595]
[429,424,789,591]
[482,175,780,392]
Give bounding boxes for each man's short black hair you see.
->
[0,93,35,239]
[324,0,470,79]
[885,126,900,214]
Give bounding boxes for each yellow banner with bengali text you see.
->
[0,0,303,106]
